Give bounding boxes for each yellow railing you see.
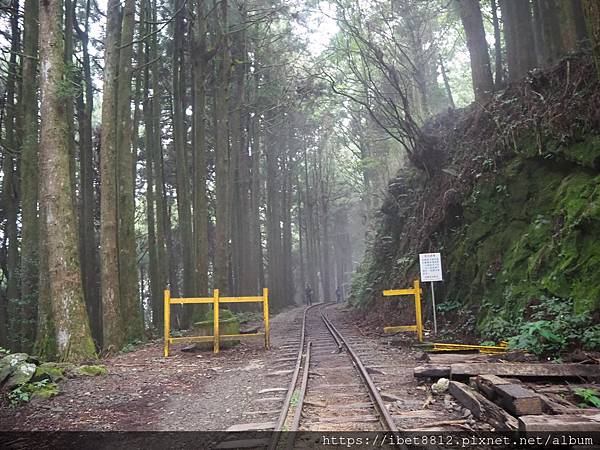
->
[163,288,270,357]
[382,279,423,342]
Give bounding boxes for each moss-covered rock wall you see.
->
[351,56,600,341]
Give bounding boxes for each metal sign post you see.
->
[419,253,443,336]
[430,281,437,335]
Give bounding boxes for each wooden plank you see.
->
[226,422,276,432]
[448,381,518,431]
[494,384,544,416]
[519,414,600,432]
[451,363,600,379]
[473,374,515,400]
[414,365,451,378]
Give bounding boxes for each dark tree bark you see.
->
[535,0,564,66]
[214,0,232,294]
[583,0,600,79]
[3,0,20,350]
[501,0,537,81]
[142,0,160,328]
[192,0,209,297]
[150,0,168,327]
[172,0,195,299]
[490,0,504,87]
[455,0,494,102]
[19,0,40,350]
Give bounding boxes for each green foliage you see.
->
[7,385,31,407]
[437,299,460,313]
[0,347,10,357]
[481,296,598,356]
[573,388,600,408]
[6,379,59,407]
[582,325,600,350]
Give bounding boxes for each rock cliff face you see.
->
[351,56,600,340]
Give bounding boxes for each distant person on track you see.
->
[305,284,313,305]
[335,286,342,303]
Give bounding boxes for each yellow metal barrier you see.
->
[431,341,508,354]
[382,279,423,342]
[163,288,270,357]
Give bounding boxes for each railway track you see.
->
[271,303,398,448]
[217,303,455,449]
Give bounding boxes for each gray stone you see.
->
[0,353,29,384]
[5,362,36,389]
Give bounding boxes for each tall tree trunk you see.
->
[249,68,263,293]
[490,0,504,87]
[214,0,232,293]
[39,0,96,362]
[501,0,536,81]
[172,0,194,299]
[230,8,251,295]
[455,0,494,102]
[76,0,101,345]
[117,0,144,341]
[64,0,78,211]
[583,0,600,80]
[142,0,160,329]
[150,0,168,327]
[560,0,588,53]
[535,0,564,66]
[19,0,40,351]
[192,0,209,297]
[4,0,20,350]
[100,0,124,351]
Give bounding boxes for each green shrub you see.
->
[482,296,599,356]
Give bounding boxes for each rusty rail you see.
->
[320,310,399,433]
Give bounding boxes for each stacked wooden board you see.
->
[414,362,600,432]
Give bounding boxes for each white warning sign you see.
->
[419,253,443,282]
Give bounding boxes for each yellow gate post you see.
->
[213,289,220,354]
[382,279,423,342]
[263,288,270,349]
[164,289,171,357]
[413,279,423,342]
[163,288,270,357]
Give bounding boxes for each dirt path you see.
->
[0,307,304,431]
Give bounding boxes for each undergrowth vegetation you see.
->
[481,296,600,356]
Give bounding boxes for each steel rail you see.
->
[286,341,312,449]
[320,309,399,433]
[268,303,319,450]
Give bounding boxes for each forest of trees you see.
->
[0,0,598,361]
